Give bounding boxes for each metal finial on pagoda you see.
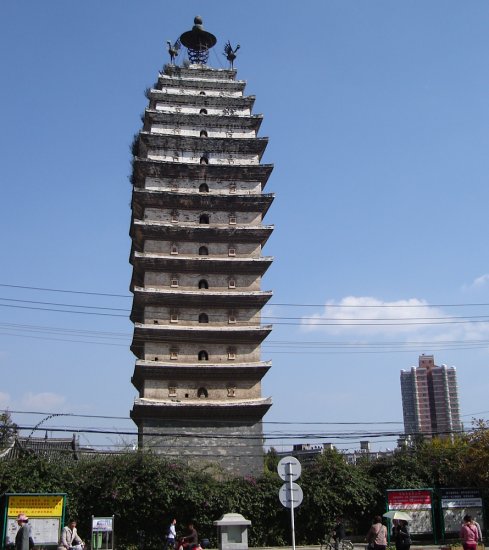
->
[179,16,217,64]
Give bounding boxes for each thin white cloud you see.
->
[464,273,489,290]
[20,392,67,410]
[300,295,489,346]
[301,296,446,336]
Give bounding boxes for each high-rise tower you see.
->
[400,354,462,438]
[128,17,274,476]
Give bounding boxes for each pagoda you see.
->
[129,17,274,476]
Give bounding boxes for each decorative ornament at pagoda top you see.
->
[179,16,217,65]
[166,39,181,65]
[224,41,240,69]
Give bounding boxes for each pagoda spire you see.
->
[179,16,217,64]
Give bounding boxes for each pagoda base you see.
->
[132,415,266,477]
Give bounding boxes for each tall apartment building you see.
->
[400,354,462,438]
[128,17,274,476]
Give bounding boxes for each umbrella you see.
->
[383,511,413,521]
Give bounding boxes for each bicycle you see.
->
[320,538,354,550]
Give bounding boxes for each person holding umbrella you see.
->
[393,521,411,550]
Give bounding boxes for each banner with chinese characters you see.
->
[440,488,484,535]
[2,493,66,550]
[387,489,434,535]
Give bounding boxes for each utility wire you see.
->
[3,282,489,308]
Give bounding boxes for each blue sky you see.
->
[1,1,489,452]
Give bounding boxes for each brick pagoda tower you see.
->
[129,17,274,476]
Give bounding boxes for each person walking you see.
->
[366,516,387,550]
[163,519,177,550]
[393,520,411,550]
[15,514,30,550]
[464,515,482,544]
[460,515,478,550]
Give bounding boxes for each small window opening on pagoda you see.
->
[170,243,178,255]
[228,247,236,257]
[228,311,236,324]
[199,246,209,256]
[199,313,209,324]
[197,387,208,398]
[168,386,177,397]
[170,348,178,360]
[228,278,236,289]
[229,183,237,193]
[199,91,206,96]
[198,350,209,361]
[199,183,209,193]
[170,276,179,287]
[198,279,209,289]
[200,130,208,137]
[199,214,210,224]
[200,108,207,115]
[171,210,179,223]
[229,214,237,225]
[227,387,236,397]
[228,347,236,360]
[200,156,209,165]
[170,310,179,323]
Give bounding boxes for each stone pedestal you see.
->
[213,513,251,550]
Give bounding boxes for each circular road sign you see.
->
[279,482,304,509]
[277,456,302,481]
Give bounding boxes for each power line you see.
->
[3,282,489,309]
[0,283,130,298]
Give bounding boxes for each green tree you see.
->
[0,410,18,449]
[297,450,375,544]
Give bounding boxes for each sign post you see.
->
[278,456,303,550]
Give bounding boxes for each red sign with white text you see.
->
[388,490,432,510]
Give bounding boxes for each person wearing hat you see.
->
[15,514,30,550]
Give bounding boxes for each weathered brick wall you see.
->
[140,418,265,477]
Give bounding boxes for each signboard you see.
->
[5,518,60,546]
[388,489,432,509]
[440,489,484,535]
[386,489,434,536]
[2,493,66,550]
[279,482,303,509]
[91,516,114,550]
[277,456,302,482]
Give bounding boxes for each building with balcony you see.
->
[400,354,462,438]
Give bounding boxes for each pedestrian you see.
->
[163,519,177,550]
[460,515,478,550]
[393,520,411,550]
[366,516,387,550]
[15,514,30,550]
[333,517,346,550]
[58,519,84,550]
[464,515,482,544]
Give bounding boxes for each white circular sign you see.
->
[279,482,303,509]
[277,456,302,481]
